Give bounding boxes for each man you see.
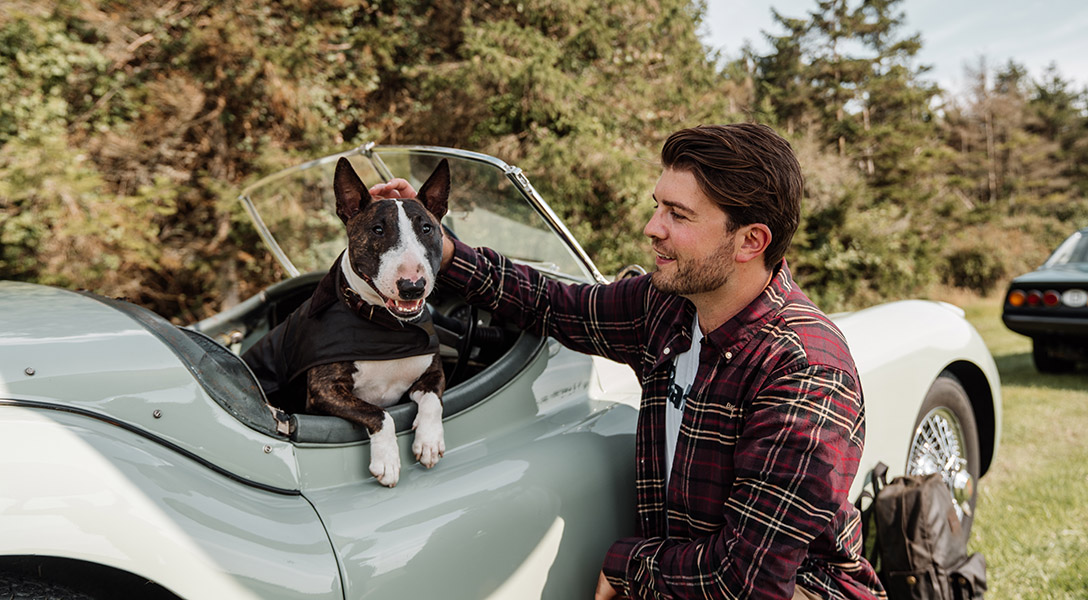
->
[370,123,884,599]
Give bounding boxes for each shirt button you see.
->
[663,347,671,355]
[725,351,733,360]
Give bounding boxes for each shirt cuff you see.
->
[438,237,479,289]
[602,537,643,596]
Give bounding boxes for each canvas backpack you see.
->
[858,463,987,600]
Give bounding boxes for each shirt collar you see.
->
[700,259,793,357]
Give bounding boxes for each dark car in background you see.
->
[1003,227,1088,372]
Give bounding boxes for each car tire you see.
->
[906,375,980,543]
[1032,338,1076,373]
[0,572,95,600]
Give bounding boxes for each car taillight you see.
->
[1062,289,1088,307]
[1009,287,1086,308]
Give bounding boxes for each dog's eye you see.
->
[420,223,433,234]
[372,225,384,236]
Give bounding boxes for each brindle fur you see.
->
[408,354,446,400]
[306,362,384,432]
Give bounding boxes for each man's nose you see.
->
[644,210,664,240]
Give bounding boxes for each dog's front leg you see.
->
[408,354,446,469]
[308,363,401,487]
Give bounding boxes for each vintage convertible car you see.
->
[1002,226,1088,372]
[0,145,1001,599]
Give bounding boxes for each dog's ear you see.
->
[334,157,372,224]
[416,159,450,218]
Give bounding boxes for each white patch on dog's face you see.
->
[375,201,433,297]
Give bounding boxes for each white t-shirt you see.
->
[665,314,703,486]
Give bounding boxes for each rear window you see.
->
[1043,231,1088,267]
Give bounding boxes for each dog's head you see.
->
[333,157,450,321]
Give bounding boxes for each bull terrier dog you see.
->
[244,157,449,487]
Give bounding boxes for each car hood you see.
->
[0,281,300,493]
[1011,263,1088,285]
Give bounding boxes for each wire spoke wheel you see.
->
[907,375,980,540]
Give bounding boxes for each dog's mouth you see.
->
[386,298,426,319]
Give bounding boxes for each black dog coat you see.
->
[243,253,440,413]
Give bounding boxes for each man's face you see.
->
[644,168,738,297]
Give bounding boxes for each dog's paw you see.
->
[411,391,445,469]
[369,413,401,487]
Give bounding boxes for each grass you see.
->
[959,294,1088,598]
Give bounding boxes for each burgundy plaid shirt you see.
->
[440,239,884,599]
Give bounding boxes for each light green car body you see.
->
[0,145,1000,598]
[0,279,639,599]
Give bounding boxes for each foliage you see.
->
[2,0,1087,321]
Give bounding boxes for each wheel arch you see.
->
[941,360,997,476]
[0,555,182,599]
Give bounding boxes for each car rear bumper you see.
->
[1002,313,1088,339]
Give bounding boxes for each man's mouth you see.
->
[654,248,676,265]
[386,298,426,319]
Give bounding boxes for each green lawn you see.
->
[962,297,1088,598]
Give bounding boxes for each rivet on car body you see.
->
[153,410,162,419]
[24,367,35,376]
[263,445,273,454]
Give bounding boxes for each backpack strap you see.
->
[856,462,889,569]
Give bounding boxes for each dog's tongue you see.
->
[387,298,425,317]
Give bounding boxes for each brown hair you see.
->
[660,123,803,268]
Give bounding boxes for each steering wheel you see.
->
[449,304,477,385]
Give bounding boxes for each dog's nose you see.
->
[397,278,426,300]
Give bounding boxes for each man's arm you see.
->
[368,177,654,368]
[440,236,651,367]
[441,230,455,272]
[601,365,866,599]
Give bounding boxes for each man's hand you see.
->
[368,178,416,200]
[594,571,618,600]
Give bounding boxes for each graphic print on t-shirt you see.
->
[665,315,703,485]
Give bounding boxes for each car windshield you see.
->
[1043,230,1088,267]
[238,145,601,283]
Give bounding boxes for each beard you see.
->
[650,236,737,296]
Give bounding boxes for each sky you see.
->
[701,0,1088,96]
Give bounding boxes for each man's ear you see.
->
[734,224,772,264]
[334,157,372,224]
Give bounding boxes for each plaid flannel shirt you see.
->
[440,239,885,600]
